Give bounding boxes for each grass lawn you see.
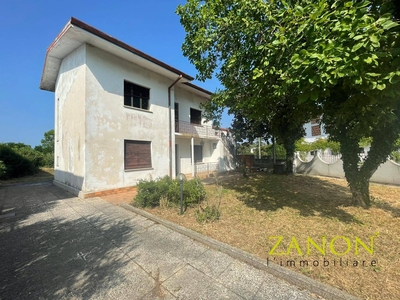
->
[0,168,54,186]
[140,172,400,300]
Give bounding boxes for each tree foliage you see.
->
[34,129,54,167]
[0,143,42,179]
[177,0,400,206]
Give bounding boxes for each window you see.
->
[190,108,202,125]
[124,81,150,110]
[124,140,152,170]
[311,125,321,136]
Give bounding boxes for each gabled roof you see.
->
[40,17,204,92]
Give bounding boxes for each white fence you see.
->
[295,152,400,186]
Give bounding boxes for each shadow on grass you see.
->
[216,172,363,224]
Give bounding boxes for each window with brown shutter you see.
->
[311,125,321,136]
[124,140,152,170]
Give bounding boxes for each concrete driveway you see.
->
[0,182,326,300]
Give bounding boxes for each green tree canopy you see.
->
[177,0,400,206]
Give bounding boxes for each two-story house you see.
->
[40,18,235,198]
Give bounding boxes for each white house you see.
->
[303,118,328,143]
[40,18,235,198]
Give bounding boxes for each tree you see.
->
[34,130,54,167]
[35,129,54,154]
[177,0,400,206]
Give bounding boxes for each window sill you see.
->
[124,106,153,114]
[124,167,154,172]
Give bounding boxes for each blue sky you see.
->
[0,0,231,147]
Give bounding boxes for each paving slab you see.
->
[0,183,359,300]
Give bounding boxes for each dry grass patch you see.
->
[140,172,400,300]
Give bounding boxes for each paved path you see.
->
[0,183,319,300]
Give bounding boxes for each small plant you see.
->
[195,205,220,223]
[133,176,206,208]
[195,176,222,223]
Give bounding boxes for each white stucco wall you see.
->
[83,44,173,191]
[174,87,212,126]
[54,44,86,191]
[54,43,235,194]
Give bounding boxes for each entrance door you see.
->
[194,145,203,163]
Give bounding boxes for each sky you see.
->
[0,0,232,147]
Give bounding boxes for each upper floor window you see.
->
[124,81,150,110]
[190,108,202,125]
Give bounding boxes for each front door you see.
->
[194,145,203,163]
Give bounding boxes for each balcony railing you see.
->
[175,120,221,139]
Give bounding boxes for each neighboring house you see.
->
[40,18,235,198]
[303,118,328,143]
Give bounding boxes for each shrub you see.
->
[195,205,220,223]
[0,143,43,179]
[0,160,6,179]
[41,152,54,168]
[391,151,400,163]
[134,176,206,208]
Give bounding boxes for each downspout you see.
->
[168,75,183,178]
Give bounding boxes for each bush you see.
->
[0,160,6,179]
[391,151,400,163]
[41,152,54,168]
[0,143,43,179]
[134,176,206,208]
[195,205,220,223]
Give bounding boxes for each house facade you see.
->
[303,118,328,143]
[40,18,235,198]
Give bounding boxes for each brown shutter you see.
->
[311,125,321,136]
[125,141,152,169]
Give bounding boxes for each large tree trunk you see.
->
[347,173,370,207]
[337,124,399,207]
[283,139,295,175]
[338,135,371,207]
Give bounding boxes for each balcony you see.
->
[175,120,221,139]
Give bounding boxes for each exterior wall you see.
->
[54,44,86,191]
[174,87,209,125]
[295,153,400,186]
[83,44,173,192]
[54,43,236,195]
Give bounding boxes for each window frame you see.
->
[190,108,202,125]
[124,80,150,111]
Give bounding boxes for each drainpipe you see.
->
[168,75,182,178]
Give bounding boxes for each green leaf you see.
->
[353,35,364,41]
[377,83,386,90]
[364,57,373,64]
[298,93,308,103]
[352,42,363,52]
[381,20,399,31]
[366,73,380,77]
